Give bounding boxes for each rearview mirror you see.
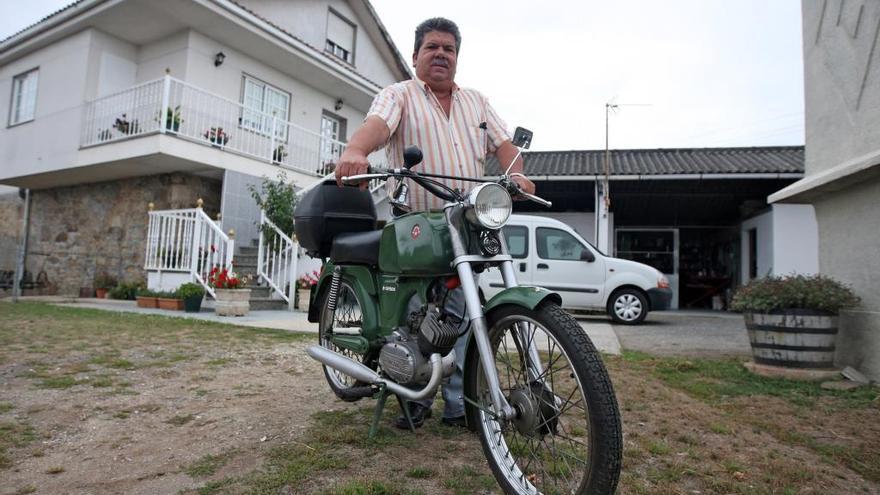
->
[512,127,533,149]
[580,250,595,263]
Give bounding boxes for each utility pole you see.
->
[598,102,650,254]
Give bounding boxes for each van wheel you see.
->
[608,288,648,325]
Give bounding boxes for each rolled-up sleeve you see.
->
[484,97,511,153]
[367,85,403,137]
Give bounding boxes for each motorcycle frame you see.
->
[314,201,548,420]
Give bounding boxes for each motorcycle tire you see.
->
[464,302,622,495]
[317,278,372,402]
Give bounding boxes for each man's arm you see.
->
[335,115,391,187]
[494,140,536,196]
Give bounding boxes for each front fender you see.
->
[482,285,561,314]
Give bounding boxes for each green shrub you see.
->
[248,172,297,245]
[108,281,144,300]
[177,282,205,299]
[136,288,157,298]
[155,290,178,299]
[94,272,118,290]
[731,274,860,314]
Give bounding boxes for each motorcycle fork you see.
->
[446,208,519,420]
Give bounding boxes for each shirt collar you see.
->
[413,76,459,96]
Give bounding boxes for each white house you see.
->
[0,0,410,297]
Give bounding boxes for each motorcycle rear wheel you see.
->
[465,302,622,494]
[318,279,371,401]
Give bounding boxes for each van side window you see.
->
[502,225,528,259]
[537,227,588,261]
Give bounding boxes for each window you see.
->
[536,227,589,261]
[320,111,346,166]
[616,230,676,274]
[748,228,758,280]
[325,10,356,64]
[502,226,528,259]
[240,76,290,137]
[9,68,39,126]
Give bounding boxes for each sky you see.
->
[0,0,806,152]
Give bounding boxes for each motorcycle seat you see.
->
[330,230,382,265]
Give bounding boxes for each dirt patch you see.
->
[1,303,878,495]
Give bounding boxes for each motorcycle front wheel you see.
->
[464,302,622,495]
[318,279,371,401]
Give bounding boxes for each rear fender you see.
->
[308,264,379,339]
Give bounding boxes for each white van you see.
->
[480,214,672,324]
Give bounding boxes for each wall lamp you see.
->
[214,52,226,67]
[334,99,343,111]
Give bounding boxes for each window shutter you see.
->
[327,12,354,53]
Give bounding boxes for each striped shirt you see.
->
[367,78,512,211]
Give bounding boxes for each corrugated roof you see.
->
[1,0,87,44]
[487,145,804,176]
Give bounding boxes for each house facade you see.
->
[0,0,409,295]
[770,0,880,380]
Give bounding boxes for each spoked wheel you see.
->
[465,302,622,495]
[318,279,371,401]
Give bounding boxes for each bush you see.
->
[248,172,297,245]
[108,281,143,300]
[136,288,157,298]
[177,282,205,299]
[731,274,860,314]
[155,290,179,299]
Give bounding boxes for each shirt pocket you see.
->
[465,124,488,160]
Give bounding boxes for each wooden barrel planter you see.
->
[744,310,837,369]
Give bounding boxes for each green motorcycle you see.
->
[296,133,622,494]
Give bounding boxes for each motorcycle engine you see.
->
[378,304,459,385]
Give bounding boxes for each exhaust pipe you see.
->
[307,345,455,401]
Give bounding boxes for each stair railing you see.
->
[256,210,298,310]
[145,203,234,298]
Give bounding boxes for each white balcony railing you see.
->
[82,74,389,177]
[145,205,234,298]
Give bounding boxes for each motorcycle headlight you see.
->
[466,183,512,230]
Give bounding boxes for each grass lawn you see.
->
[0,302,878,495]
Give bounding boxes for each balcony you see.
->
[80,75,385,178]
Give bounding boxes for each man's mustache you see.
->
[430,58,449,67]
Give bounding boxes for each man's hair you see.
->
[414,17,461,54]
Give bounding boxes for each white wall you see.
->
[772,204,818,276]
[236,0,399,87]
[740,210,773,284]
[0,30,92,183]
[184,31,368,142]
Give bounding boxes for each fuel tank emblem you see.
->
[411,224,421,240]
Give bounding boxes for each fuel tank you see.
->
[378,211,455,275]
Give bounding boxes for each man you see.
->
[335,17,534,429]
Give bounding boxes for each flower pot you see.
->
[744,309,838,369]
[79,287,95,298]
[297,288,311,312]
[214,288,251,316]
[183,295,203,313]
[95,288,109,299]
[136,296,158,308]
[158,297,184,311]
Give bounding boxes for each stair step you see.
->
[235,254,258,264]
[238,246,259,256]
[249,297,289,311]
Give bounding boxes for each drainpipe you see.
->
[12,188,31,303]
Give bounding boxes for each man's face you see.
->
[413,30,458,90]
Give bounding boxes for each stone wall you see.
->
[0,192,24,272]
[23,173,221,295]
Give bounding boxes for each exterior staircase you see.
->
[233,242,288,311]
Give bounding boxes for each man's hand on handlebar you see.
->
[335,147,370,189]
[510,174,536,198]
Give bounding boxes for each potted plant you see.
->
[178,282,206,313]
[136,288,159,308]
[204,127,230,147]
[160,105,183,132]
[731,274,860,370]
[296,270,320,312]
[113,113,140,135]
[208,266,250,316]
[157,290,184,311]
[94,272,118,299]
[272,144,288,164]
[109,281,143,300]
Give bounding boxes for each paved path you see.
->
[12,296,624,355]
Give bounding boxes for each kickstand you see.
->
[395,396,417,433]
[369,383,390,439]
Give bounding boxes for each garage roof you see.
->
[488,145,804,176]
